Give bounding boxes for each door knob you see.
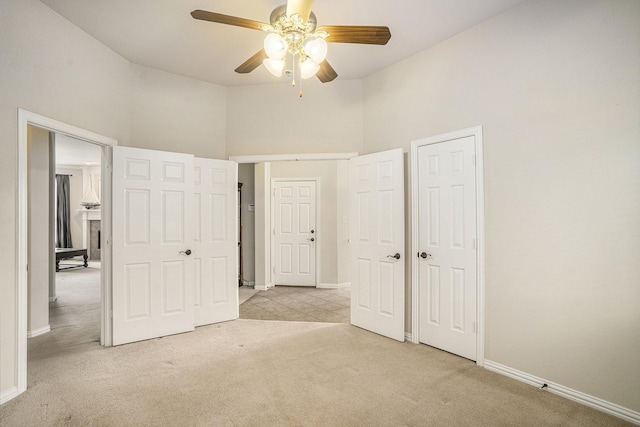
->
[310,229,315,234]
[179,249,192,256]
[308,238,315,242]
[387,253,401,260]
[419,252,431,259]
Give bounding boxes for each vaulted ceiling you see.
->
[40,0,529,87]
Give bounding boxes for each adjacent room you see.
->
[0,0,638,425]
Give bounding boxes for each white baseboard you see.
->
[27,325,50,338]
[404,332,413,342]
[255,282,273,291]
[241,281,255,288]
[1,386,19,405]
[484,360,640,425]
[49,295,57,302]
[317,282,351,289]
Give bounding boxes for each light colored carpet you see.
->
[238,285,259,305]
[0,269,631,426]
[240,286,350,323]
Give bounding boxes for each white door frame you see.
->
[271,178,321,287]
[230,153,357,291]
[15,109,116,398]
[410,126,486,366]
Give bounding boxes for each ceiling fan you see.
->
[191,0,391,86]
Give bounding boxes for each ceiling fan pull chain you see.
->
[291,53,296,87]
[299,74,304,98]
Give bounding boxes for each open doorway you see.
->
[16,109,116,398]
[26,127,103,357]
[50,134,103,346]
[236,159,352,323]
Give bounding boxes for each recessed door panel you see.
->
[125,189,150,246]
[162,191,184,244]
[125,263,151,320]
[162,261,185,314]
[357,259,371,310]
[210,257,228,304]
[210,194,226,242]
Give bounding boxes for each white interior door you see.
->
[273,180,317,286]
[417,136,477,360]
[349,149,405,341]
[112,146,194,346]
[193,158,239,327]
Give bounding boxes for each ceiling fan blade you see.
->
[235,49,268,74]
[286,0,314,22]
[317,25,391,45]
[191,10,268,31]
[316,60,338,83]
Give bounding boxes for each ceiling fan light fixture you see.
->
[299,57,320,79]
[263,58,285,77]
[264,33,288,59]
[304,37,327,64]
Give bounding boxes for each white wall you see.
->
[130,64,227,159]
[363,0,640,413]
[254,163,271,289]
[238,164,255,284]
[336,160,350,285]
[27,126,52,335]
[226,81,364,157]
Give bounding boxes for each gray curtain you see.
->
[55,174,73,248]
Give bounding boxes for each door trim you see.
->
[15,109,116,399]
[231,153,356,291]
[410,126,485,366]
[271,178,321,287]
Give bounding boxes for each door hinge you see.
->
[26,264,29,272]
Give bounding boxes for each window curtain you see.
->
[55,174,73,248]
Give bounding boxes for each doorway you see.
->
[410,126,486,364]
[49,133,103,346]
[16,109,116,397]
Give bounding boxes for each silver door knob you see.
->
[419,252,431,259]
[179,249,192,256]
[387,253,401,260]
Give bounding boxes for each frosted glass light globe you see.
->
[263,58,285,77]
[304,38,327,64]
[264,34,287,60]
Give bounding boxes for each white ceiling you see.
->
[55,133,102,166]
[40,0,529,87]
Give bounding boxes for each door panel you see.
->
[193,158,238,327]
[350,149,404,341]
[418,136,477,360]
[112,146,194,346]
[273,181,316,286]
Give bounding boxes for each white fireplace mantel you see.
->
[78,209,101,250]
